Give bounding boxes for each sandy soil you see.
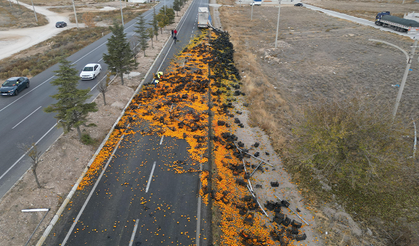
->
[0,5,189,246]
[218,0,419,245]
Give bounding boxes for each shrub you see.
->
[287,95,419,225]
[81,133,97,145]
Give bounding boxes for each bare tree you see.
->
[98,72,111,105]
[19,143,42,189]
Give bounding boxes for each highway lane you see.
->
[46,129,201,245]
[0,2,172,199]
[43,0,211,244]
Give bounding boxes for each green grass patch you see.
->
[0,26,109,79]
[81,133,98,145]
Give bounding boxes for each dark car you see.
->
[0,77,30,96]
[294,3,303,6]
[56,21,67,28]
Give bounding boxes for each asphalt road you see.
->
[304,4,418,39]
[0,0,204,200]
[31,0,212,244]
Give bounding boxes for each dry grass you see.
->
[0,27,109,79]
[219,1,419,244]
[0,0,48,28]
[68,7,146,25]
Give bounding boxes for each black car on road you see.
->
[56,21,67,28]
[294,2,303,6]
[0,77,30,96]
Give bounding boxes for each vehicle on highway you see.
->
[0,77,30,96]
[294,3,303,6]
[55,21,67,28]
[250,0,262,6]
[375,11,419,34]
[198,7,209,28]
[80,63,102,80]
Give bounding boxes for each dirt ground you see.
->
[0,3,189,245]
[0,0,48,29]
[218,0,419,245]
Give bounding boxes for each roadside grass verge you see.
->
[0,0,48,28]
[69,6,148,25]
[0,26,109,79]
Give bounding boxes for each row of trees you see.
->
[134,3,185,57]
[25,2,189,187]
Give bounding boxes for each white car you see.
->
[80,63,102,80]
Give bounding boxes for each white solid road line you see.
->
[90,73,107,92]
[0,76,54,113]
[0,121,58,181]
[195,161,203,246]
[145,161,157,193]
[129,219,140,246]
[12,106,42,129]
[159,135,164,145]
[61,134,125,246]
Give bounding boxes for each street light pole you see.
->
[369,38,418,119]
[71,0,78,29]
[393,39,418,118]
[275,1,281,48]
[251,4,253,20]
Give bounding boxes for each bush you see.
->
[287,95,419,225]
[81,133,97,145]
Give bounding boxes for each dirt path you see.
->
[0,0,78,61]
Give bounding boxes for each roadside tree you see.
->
[173,0,181,16]
[135,14,149,57]
[166,8,175,24]
[98,72,111,105]
[44,59,98,141]
[147,28,155,49]
[150,7,159,40]
[157,14,169,34]
[19,142,42,189]
[103,21,138,85]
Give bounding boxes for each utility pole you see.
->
[274,1,281,48]
[251,4,253,20]
[120,0,125,26]
[71,0,78,28]
[30,0,38,22]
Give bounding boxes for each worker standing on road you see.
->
[174,29,177,38]
[153,71,163,87]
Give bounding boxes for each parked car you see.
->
[80,63,102,80]
[294,3,303,6]
[55,21,67,28]
[0,77,30,96]
[250,1,262,6]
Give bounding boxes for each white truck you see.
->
[198,7,209,28]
